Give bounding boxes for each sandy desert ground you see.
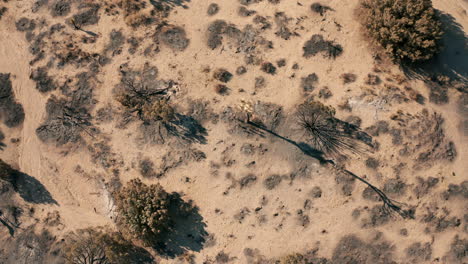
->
[0,0,467,263]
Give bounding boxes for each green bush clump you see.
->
[358,0,443,62]
[113,179,171,245]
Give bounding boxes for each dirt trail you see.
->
[0,20,111,231]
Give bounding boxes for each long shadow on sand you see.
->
[403,12,468,85]
[170,114,208,144]
[13,172,58,205]
[154,193,207,258]
[245,121,412,219]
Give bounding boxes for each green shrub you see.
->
[113,179,171,245]
[357,0,443,62]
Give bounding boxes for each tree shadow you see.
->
[150,0,191,10]
[169,114,208,144]
[13,172,58,205]
[0,217,15,237]
[247,121,333,164]
[0,129,5,150]
[154,193,207,258]
[402,12,468,84]
[245,120,411,218]
[120,242,154,264]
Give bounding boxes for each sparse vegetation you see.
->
[357,0,443,62]
[113,179,171,245]
[2,1,466,262]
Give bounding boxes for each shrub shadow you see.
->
[403,12,468,84]
[154,193,207,258]
[0,130,5,150]
[150,0,190,9]
[13,172,58,205]
[169,114,208,144]
[125,245,154,264]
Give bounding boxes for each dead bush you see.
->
[207,3,219,16]
[303,34,343,59]
[50,0,71,17]
[0,73,25,128]
[311,3,333,16]
[301,73,319,92]
[0,7,7,20]
[213,68,233,83]
[341,73,357,84]
[72,3,100,27]
[63,228,153,264]
[30,67,57,93]
[159,26,190,51]
[357,0,443,62]
[443,235,468,263]
[15,18,36,32]
[260,62,276,75]
[36,93,92,146]
[214,84,229,95]
[238,6,256,17]
[114,63,174,124]
[139,158,157,178]
[141,99,175,123]
[332,234,396,264]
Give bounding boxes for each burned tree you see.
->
[114,63,185,144]
[114,63,174,121]
[295,101,362,155]
[294,100,410,217]
[36,96,93,146]
[240,99,410,218]
[36,71,97,146]
[295,100,409,217]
